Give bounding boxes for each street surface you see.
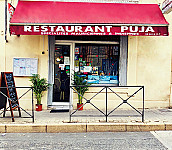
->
[0,131,171,150]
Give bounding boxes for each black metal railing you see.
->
[0,87,34,122]
[70,85,144,122]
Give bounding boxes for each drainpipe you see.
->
[5,0,8,42]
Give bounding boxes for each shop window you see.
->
[74,44,119,85]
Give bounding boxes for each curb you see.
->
[0,123,172,133]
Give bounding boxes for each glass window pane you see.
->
[74,44,119,85]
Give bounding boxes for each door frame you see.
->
[49,41,74,106]
[52,42,74,106]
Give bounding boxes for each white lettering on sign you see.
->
[95,26,104,32]
[24,26,32,32]
[49,26,56,32]
[139,26,145,32]
[33,26,39,32]
[121,26,155,33]
[41,26,48,32]
[145,27,155,32]
[34,26,39,32]
[75,26,83,32]
[56,26,65,32]
[84,26,94,32]
[106,26,112,32]
[66,26,74,32]
[130,26,138,32]
[23,26,113,33]
[121,26,128,32]
[23,25,155,34]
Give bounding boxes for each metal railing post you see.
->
[106,87,108,122]
[142,86,144,122]
[32,87,34,123]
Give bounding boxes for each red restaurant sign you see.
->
[10,25,168,36]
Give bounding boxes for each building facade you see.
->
[0,0,172,110]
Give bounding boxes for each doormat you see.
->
[50,109,69,113]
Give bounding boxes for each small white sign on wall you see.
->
[13,58,38,76]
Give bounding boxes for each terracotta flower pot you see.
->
[36,104,42,111]
[77,103,83,111]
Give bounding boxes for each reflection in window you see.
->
[74,44,119,85]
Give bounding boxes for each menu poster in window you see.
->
[64,56,70,65]
[13,58,38,76]
[92,66,98,75]
[83,66,92,73]
[75,48,79,54]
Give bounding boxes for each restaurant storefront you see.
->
[1,0,171,110]
[47,35,125,109]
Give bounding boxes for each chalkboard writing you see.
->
[5,73,19,109]
[0,72,21,122]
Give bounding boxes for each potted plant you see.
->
[30,74,51,111]
[73,72,90,110]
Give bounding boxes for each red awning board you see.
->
[10,1,169,36]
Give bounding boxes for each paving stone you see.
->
[126,123,165,132]
[87,123,126,132]
[0,125,5,133]
[47,123,86,133]
[6,124,46,133]
[165,123,172,130]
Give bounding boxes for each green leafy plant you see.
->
[73,72,90,104]
[30,74,51,105]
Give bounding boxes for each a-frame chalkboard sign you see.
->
[0,72,21,122]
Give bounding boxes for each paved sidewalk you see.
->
[0,109,172,133]
[1,108,172,124]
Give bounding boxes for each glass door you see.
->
[53,45,71,103]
